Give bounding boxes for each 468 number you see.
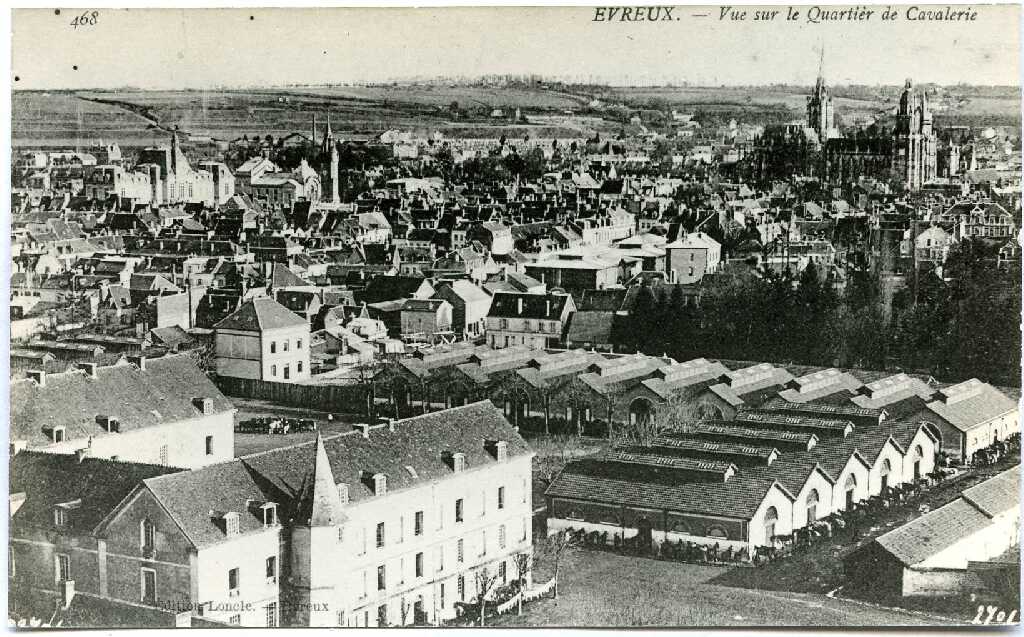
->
[70,11,99,28]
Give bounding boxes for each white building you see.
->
[214,297,311,382]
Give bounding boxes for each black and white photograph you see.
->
[6,4,1022,629]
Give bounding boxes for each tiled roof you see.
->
[565,311,617,345]
[10,451,181,533]
[213,296,307,332]
[924,379,1017,432]
[961,465,1020,517]
[10,355,234,447]
[546,459,792,520]
[487,292,571,320]
[875,497,991,566]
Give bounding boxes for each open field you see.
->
[14,83,1019,149]
[230,396,367,456]
[493,550,953,627]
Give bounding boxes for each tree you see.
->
[537,530,580,599]
[473,567,500,626]
[512,552,532,615]
[186,342,216,376]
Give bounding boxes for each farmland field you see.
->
[13,83,1020,150]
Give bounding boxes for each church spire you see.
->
[311,112,317,147]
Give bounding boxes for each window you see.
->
[270,341,277,354]
[266,556,277,581]
[499,524,507,549]
[521,517,528,542]
[297,361,303,373]
[205,435,214,456]
[141,567,156,604]
[56,553,70,582]
[266,602,278,627]
[271,365,277,377]
[141,519,155,554]
[457,538,464,563]
[415,552,424,578]
[284,365,290,380]
[283,341,289,352]
[440,583,446,609]
[228,568,240,595]
[806,489,820,525]
[414,510,424,536]
[52,427,65,444]
[376,604,387,627]
[436,545,444,572]
[297,339,303,349]
[480,529,487,556]
[376,522,386,548]
[457,575,465,601]
[377,565,386,590]
[263,503,277,527]
[480,490,486,517]
[225,512,239,536]
[764,506,778,543]
[54,507,67,527]
[498,486,505,510]
[455,498,464,523]
[498,561,507,584]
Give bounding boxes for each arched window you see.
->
[763,506,778,543]
[912,445,924,481]
[706,526,729,539]
[806,489,820,525]
[880,459,892,492]
[844,474,857,509]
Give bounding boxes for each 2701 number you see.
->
[70,11,99,29]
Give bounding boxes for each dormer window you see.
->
[46,426,66,444]
[452,453,466,473]
[373,473,387,497]
[53,500,81,528]
[337,483,350,504]
[54,508,67,527]
[261,503,278,527]
[224,512,240,536]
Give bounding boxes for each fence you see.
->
[216,376,370,415]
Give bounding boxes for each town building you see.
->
[214,297,311,382]
[10,402,533,628]
[485,292,575,350]
[9,354,236,468]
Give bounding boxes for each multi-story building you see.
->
[485,292,575,350]
[214,296,311,382]
[9,402,533,628]
[664,232,721,284]
[9,354,236,468]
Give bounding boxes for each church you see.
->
[752,50,942,192]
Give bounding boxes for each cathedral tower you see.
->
[806,46,834,141]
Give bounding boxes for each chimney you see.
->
[128,355,147,371]
[60,579,75,609]
[352,422,370,439]
[76,362,98,379]
[26,370,46,387]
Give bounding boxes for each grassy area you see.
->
[493,550,948,627]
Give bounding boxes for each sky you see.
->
[11,5,1022,90]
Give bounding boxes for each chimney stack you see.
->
[352,422,370,439]
[76,362,98,379]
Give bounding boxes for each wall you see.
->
[39,410,235,469]
[261,325,311,383]
[216,377,369,415]
[903,567,984,597]
[790,470,834,530]
[215,330,262,380]
[196,527,282,626]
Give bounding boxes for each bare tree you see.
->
[512,551,532,615]
[612,393,702,447]
[473,567,501,626]
[537,530,580,599]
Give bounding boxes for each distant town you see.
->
[9,52,1021,629]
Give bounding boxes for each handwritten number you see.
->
[70,11,99,29]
